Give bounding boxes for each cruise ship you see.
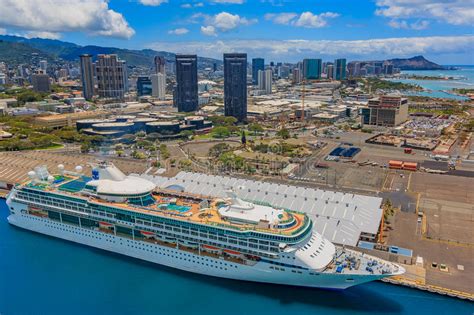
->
[6,161,404,289]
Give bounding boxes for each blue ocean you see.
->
[389,65,474,100]
[0,199,472,315]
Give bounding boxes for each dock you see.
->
[382,275,474,301]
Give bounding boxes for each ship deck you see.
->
[21,174,310,237]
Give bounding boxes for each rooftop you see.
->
[140,172,384,246]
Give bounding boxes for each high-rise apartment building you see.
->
[137,76,153,96]
[175,55,198,112]
[326,64,334,79]
[257,69,272,94]
[383,64,394,75]
[154,56,166,75]
[151,73,166,100]
[79,54,95,100]
[292,68,301,84]
[224,53,247,122]
[303,59,322,80]
[96,54,127,100]
[39,60,47,74]
[334,59,347,80]
[252,58,264,85]
[31,73,50,92]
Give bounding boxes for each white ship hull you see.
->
[7,208,389,290]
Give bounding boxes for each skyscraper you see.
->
[39,60,47,74]
[175,54,198,112]
[79,54,95,100]
[252,58,264,85]
[326,64,334,79]
[154,56,166,75]
[96,54,127,100]
[224,53,247,121]
[31,73,50,92]
[334,59,347,80]
[303,59,322,80]
[292,68,301,84]
[258,69,272,94]
[151,73,166,100]
[137,76,152,96]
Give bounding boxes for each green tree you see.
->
[241,130,246,144]
[209,143,230,158]
[249,123,264,135]
[212,126,230,138]
[180,130,194,140]
[81,142,91,153]
[276,128,290,139]
[223,116,238,126]
[179,159,192,170]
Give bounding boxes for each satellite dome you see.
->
[75,165,83,173]
[47,175,55,183]
[58,164,64,170]
[28,171,36,179]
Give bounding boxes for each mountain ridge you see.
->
[0,35,220,69]
[0,35,447,70]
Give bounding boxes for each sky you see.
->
[0,0,473,64]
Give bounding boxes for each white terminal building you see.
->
[140,172,383,246]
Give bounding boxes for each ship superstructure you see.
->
[6,162,404,289]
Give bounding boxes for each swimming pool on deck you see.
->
[159,204,191,212]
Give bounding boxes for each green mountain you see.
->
[0,40,56,64]
[0,35,220,69]
[0,35,79,56]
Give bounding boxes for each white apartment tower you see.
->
[258,69,272,94]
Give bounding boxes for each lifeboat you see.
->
[223,249,242,257]
[99,221,113,228]
[140,230,155,238]
[202,244,221,253]
[178,240,199,249]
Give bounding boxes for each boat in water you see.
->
[6,161,404,289]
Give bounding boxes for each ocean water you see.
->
[0,199,472,315]
[389,65,474,100]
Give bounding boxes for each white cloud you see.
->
[201,25,217,36]
[388,19,429,30]
[25,31,61,40]
[264,11,339,28]
[195,11,257,35]
[213,12,257,31]
[376,0,474,25]
[293,11,339,28]
[147,35,474,61]
[168,28,189,35]
[139,0,167,6]
[181,2,204,8]
[264,13,297,25]
[0,0,135,39]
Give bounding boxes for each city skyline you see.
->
[0,0,472,64]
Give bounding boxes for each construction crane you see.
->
[301,79,306,123]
